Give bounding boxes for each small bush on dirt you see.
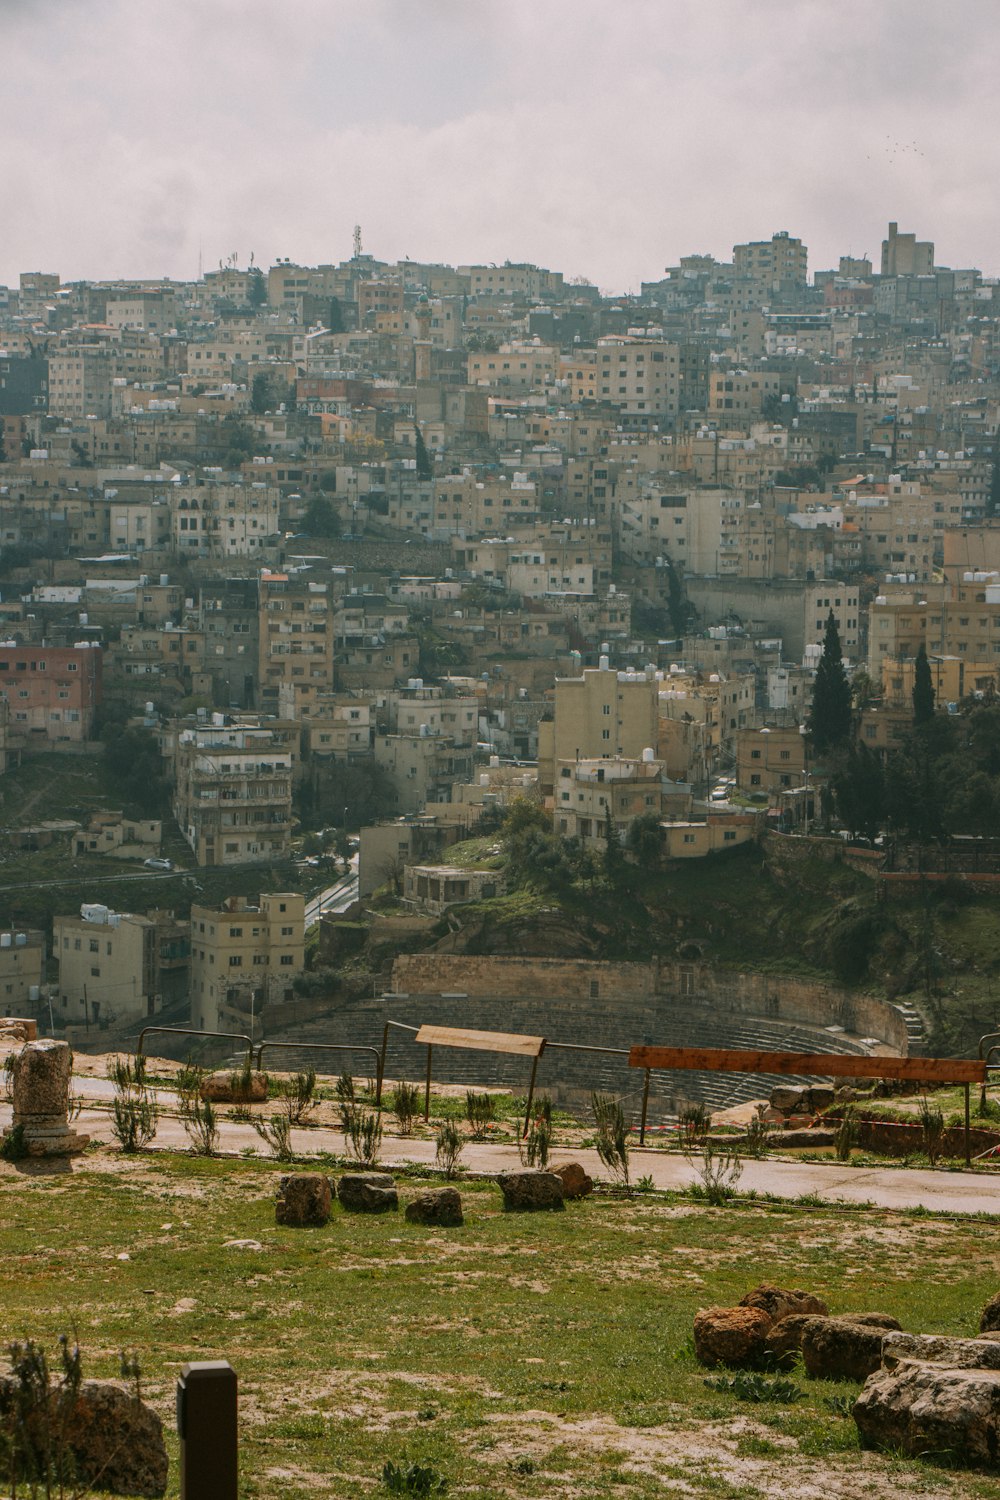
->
[678,1101,712,1142]
[519,1095,553,1168]
[0,1123,27,1162]
[175,1060,204,1113]
[341,1103,382,1166]
[392,1081,420,1136]
[744,1105,770,1159]
[919,1096,946,1166]
[180,1094,218,1156]
[108,1054,158,1154]
[252,1113,294,1162]
[277,1069,319,1126]
[688,1142,742,1205]
[465,1090,495,1139]
[834,1107,858,1162]
[435,1120,464,1179]
[335,1071,355,1105]
[592,1093,630,1189]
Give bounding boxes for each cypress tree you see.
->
[808,610,853,754]
[414,424,433,481]
[912,643,935,725]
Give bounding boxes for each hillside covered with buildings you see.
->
[0,223,999,1052]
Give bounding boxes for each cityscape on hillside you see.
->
[0,222,997,1058]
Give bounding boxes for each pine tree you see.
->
[808,610,853,755]
[912,643,935,725]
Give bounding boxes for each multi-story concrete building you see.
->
[0,928,45,1019]
[198,577,260,710]
[537,661,659,794]
[258,570,335,717]
[0,643,102,744]
[735,725,806,794]
[171,720,293,866]
[54,904,157,1025]
[189,892,305,1033]
[733,231,808,292]
[595,337,680,425]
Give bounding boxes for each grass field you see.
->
[3,1149,1000,1499]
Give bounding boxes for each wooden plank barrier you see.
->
[627,1046,985,1084]
[412,1025,547,1134]
[627,1045,985,1165]
[415,1025,546,1058]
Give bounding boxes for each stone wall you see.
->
[390,953,910,1054]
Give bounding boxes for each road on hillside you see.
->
[304,858,358,927]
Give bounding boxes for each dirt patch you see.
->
[478,1411,961,1499]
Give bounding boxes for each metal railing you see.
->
[137,1026,254,1066]
[254,1039,382,1085]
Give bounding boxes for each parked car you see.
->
[143,857,173,870]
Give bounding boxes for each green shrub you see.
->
[465,1090,495,1139]
[392,1082,420,1136]
[592,1093,630,1189]
[435,1120,464,1179]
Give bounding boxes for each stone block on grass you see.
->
[337,1172,398,1213]
[405,1188,463,1227]
[853,1360,1000,1467]
[800,1314,902,1381]
[496,1169,564,1212]
[275,1173,332,1228]
[693,1306,772,1369]
[552,1162,593,1199]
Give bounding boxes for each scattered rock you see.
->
[770,1086,808,1113]
[765,1314,816,1370]
[693,1306,773,1369]
[200,1071,268,1104]
[68,1380,168,1495]
[807,1085,837,1113]
[496,1169,565,1212]
[551,1162,593,1199]
[223,1239,264,1252]
[882,1333,1000,1372]
[405,1187,463,1227]
[0,1377,168,1497]
[740,1284,829,1324]
[800,1314,903,1381]
[275,1173,332,1228]
[981,1292,1000,1333]
[854,1360,1000,1466]
[336,1173,398,1213]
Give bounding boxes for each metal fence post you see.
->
[177,1360,238,1500]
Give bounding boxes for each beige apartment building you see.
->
[595,337,680,423]
[189,892,305,1033]
[537,663,659,794]
[733,231,808,291]
[258,570,336,717]
[735,726,806,793]
[54,904,157,1026]
[172,721,294,866]
[0,928,45,1019]
[553,754,666,846]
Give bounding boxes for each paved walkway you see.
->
[7,1075,999,1216]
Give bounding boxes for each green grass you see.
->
[3,1152,1000,1497]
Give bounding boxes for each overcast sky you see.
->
[4,0,1000,293]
